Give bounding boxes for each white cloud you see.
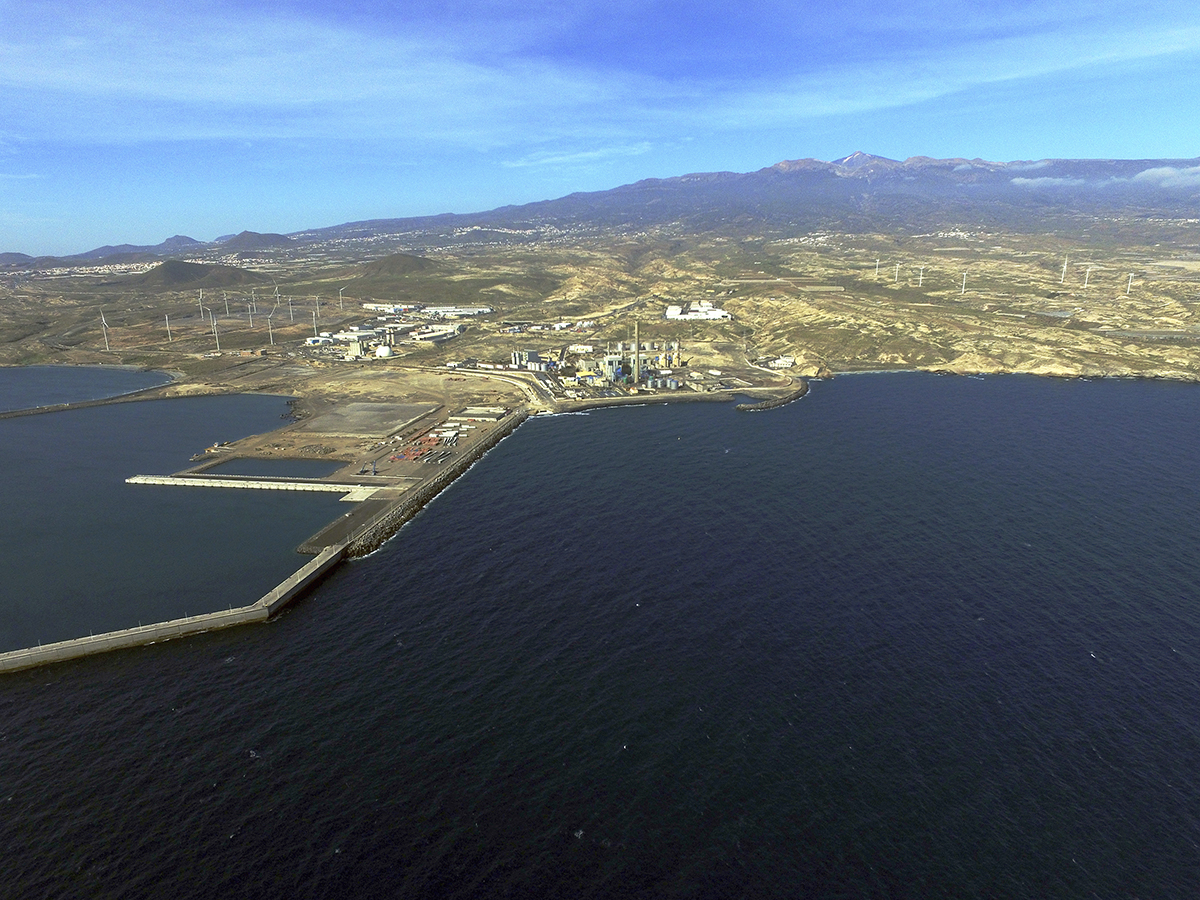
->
[1131,165,1200,187]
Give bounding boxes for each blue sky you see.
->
[2,0,1200,255]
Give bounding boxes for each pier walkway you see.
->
[126,474,380,500]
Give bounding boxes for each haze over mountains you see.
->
[5,153,1200,267]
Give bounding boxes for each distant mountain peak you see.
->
[131,259,267,288]
[218,231,296,252]
[832,151,899,169]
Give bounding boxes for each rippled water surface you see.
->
[3,372,1200,898]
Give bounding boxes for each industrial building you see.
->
[664,300,731,320]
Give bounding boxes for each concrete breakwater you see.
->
[735,379,809,412]
[0,380,175,419]
[341,409,529,557]
[0,545,345,675]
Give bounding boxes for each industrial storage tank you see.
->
[375,345,394,358]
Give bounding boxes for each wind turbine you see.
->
[100,310,110,351]
[1127,273,1134,295]
[1061,256,1068,284]
[1084,266,1094,288]
[338,286,345,310]
[918,266,926,287]
[961,273,967,295]
[165,314,172,341]
[223,292,230,317]
[894,263,900,283]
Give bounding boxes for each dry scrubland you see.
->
[3,219,1200,414]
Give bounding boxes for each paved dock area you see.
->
[298,498,394,552]
[296,402,438,437]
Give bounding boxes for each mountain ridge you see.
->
[6,154,1200,264]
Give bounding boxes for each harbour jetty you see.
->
[0,545,346,674]
[0,405,528,674]
[127,474,375,495]
[0,379,176,420]
[735,379,809,411]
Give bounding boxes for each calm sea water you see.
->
[206,458,347,479]
[0,370,346,650]
[0,364,169,413]
[3,372,1200,898]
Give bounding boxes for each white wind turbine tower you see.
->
[339,287,345,310]
[100,310,110,351]
[918,266,925,287]
[1127,273,1134,295]
[1084,266,1094,288]
[894,263,900,283]
[1061,256,1068,284]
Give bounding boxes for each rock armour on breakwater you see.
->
[342,410,529,556]
[735,379,808,411]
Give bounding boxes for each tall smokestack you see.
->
[634,320,641,384]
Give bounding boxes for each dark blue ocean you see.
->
[3,371,1200,898]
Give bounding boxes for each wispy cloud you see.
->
[3,0,1200,149]
[0,2,649,145]
[503,143,652,168]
